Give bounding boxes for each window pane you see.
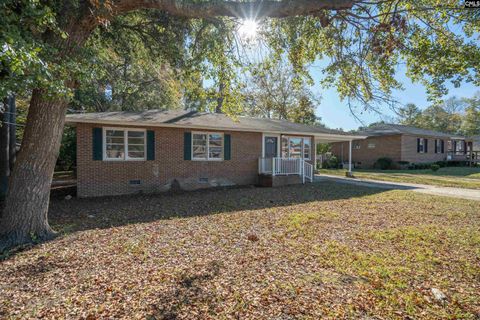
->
[193,147,207,159]
[106,130,124,138]
[193,134,207,159]
[106,137,125,144]
[106,144,125,159]
[193,134,207,145]
[281,137,289,158]
[106,130,125,159]
[127,131,144,145]
[128,131,144,138]
[128,151,144,159]
[303,138,311,159]
[128,145,145,152]
[289,137,302,158]
[128,137,144,145]
[209,134,223,147]
[208,134,223,159]
[209,147,223,159]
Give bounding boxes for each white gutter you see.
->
[65,118,367,141]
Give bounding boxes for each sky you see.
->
[229,19,480,132]
[310,62,480,131]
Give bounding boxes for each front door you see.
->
[264,136,278,158]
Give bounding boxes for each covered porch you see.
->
[258,132,363,186]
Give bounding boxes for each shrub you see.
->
[397,161,410,169]
[435,161,448,168]
[374,157,394,170]
[324,156,340,169]
[56,127,76,171]
[431,164,440,172]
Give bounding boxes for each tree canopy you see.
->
[396,92,480,136]
[2,0,480,115]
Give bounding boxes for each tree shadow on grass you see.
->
[48,181,389,235]
[147,260,222,320]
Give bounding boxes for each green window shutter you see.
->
[184,132,192,160]
[417,138,421,153]
[224,134,231,160]
[435,139,438,153]
[92,127,103,160]
[147,130,155,160]
[424,139,428,153]
[441,140,445,153]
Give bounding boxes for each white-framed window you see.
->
[103,127,146,161]
[281,136,311,160]
[367,142,376,149]
[418,138,427,153]
[435,139,443,154]
[192,131,224,161]
[303,137,311,159]
[353,142,361,149]
[456,140,464,153]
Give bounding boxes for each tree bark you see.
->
[0,91,69,250]
[216,81,225,113]
[115,0,354,18]
[8,95,16,172]
[0,99,10,201]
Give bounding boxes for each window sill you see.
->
[102,159,146,162]
[191,158,224,162]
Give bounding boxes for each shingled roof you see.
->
[66,110,363,140]
[358,123,467,139]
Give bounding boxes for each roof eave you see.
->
[65,117,364,141]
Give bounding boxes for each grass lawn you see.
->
[1,182,479,319]
[320,166,480,189]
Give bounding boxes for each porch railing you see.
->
[258,157,313,183]
[304,161,313,182]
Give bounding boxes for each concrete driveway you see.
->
[316,174,480,201]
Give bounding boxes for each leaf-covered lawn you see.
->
[320,167,480,189]
[1,182,479,319]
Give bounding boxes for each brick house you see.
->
[66,110,361,197]
[330,124,474,169]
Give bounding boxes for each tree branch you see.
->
[114,0,355,18]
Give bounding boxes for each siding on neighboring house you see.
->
[473,137,480,151]
[401,135,447,163]
[330,135,402,169]
[76,123,316,197]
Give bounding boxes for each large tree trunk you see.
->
[0,99,10,200]
[8,95,16,172]
[0,91,68,250]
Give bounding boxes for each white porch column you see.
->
[272,157,276,176]
[348,140,352,173]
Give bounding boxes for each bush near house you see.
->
[324,155,340,169]
[397,161,410,169]
[373,157,394,170]
[430,164,440,172]
[55,127,76,172]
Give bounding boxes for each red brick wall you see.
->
[76,124,316,197]
[401,135,448,163]
[76,123,263,197]
[330,135,402,169]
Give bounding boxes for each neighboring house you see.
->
[330,124,474,169]
[66,110,361,197]
[473,136,480,151]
